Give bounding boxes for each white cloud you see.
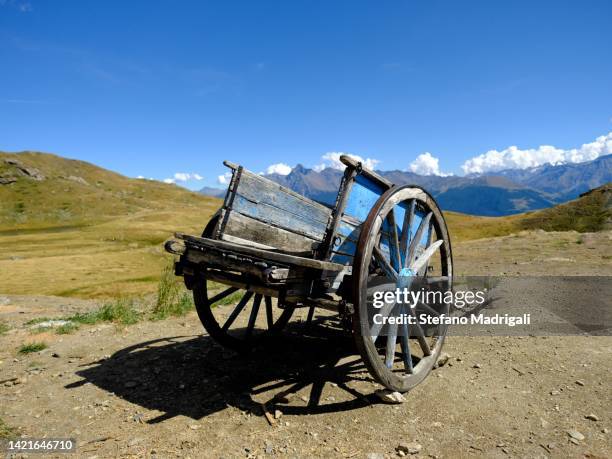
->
[217,172,232,185]
[266,163,292,175]
[314,152,380,171]
[172,172,203,182]
[409,152,451,176]
[461,132,612,174]
[162,172,204,184]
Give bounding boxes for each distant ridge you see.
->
[205,154,610,216]
[0,150,219,230]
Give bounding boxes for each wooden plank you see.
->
[176,232,345,272]
[318,167,356,260]
[339,154,393,190]
[222,211,318,254]
[232,194,327,241]
[235,170,331,226]
[343,174,387,222]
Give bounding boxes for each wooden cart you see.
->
[165,155,453,392]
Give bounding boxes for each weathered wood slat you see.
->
[176,232,345,272]
[236,170,332,225]
[221,211,317,254]
[231,194,327,241]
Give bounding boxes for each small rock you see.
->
[550,390,561,396]
[575,380,585,386]
[188,424,200,430]
[567,430,585,441]
[602,428,608,434]
[274,409,283,420]
[127,437,143,447]
[375,389,406,404]
[52,352,60,358]
[326,396,335,402]
[540,418,550,429]
[397,442,422,455]
[436,352,451,368]
[366,454,384,459]
[473,363,482,369]
[584,414,599,421]
[264,443,273,454]
[30,320,72,330]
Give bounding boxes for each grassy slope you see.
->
[0,151,609,298]
[0,151,219,230]
[0,151,221,297]
[446,183,610,241]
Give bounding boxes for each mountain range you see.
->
[201,154,612,216]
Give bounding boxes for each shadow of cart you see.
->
[65,317,381,424]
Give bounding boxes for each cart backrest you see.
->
[321,156,432,268]
[214,162,332,254]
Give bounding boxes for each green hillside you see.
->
[445,183,611,241]
[0,151,609,298]
[0,151,216,230]
[0,151,221,298]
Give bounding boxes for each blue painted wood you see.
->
[329,172,433,268]
[343,174,386,222]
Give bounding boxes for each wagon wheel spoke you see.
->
[399,310,414,374]
[370,298,397,342]
[264,296,274,329]
[373,246,398,280]
[415,300,440,317]
[421,221,435,275]
[221,291,253,331]
[367,281,397,341]
[406,212,433,268]
[385,321,398,368]
[246,294,263,337]
[387,208,402,271]
[410,240,444,274]
[208,286,239,305]
[409,307,431,356]
[399,199,416,268]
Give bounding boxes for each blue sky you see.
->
[1,0,611,189]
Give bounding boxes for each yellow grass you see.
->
[0,151,221,298]
[0,208,219,298]
[1,151,607,299]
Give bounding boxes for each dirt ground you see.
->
[1,230,611,458]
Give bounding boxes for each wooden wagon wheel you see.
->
[353,185,453,392]
[192,213,294,352]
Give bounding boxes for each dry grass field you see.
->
[0,151,609,299]
[0,151,221,298]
